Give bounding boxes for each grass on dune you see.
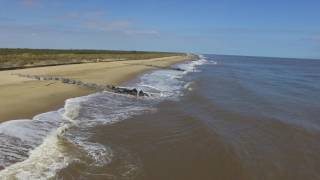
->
[0,48,185,70]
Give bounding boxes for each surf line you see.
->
[121,62,185,71]
[12,73,149,97]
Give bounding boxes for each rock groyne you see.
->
[13,73,149,97]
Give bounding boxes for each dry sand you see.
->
[0,55,192,122]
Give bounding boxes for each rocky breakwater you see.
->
[13,73,149,97]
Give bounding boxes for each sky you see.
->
[0,0,320,59]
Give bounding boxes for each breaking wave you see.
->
[0,55,210,179]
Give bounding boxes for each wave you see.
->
[0,55,209,179]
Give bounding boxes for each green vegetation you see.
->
[0,48,184,70]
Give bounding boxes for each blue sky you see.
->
[0,0,320,58]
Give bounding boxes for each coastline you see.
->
[0,55,193,122]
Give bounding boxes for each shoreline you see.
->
[0,55,193,122]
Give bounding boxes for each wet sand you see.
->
[0,55,192,122]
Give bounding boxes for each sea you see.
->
[0,54,320,180]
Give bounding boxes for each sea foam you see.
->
[0,55,208,179]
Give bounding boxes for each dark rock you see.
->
[138,90,148,96]
[105,85,114,90]
[84,83,97,89]
[82,83,89,87]
[111,87,149,96]
[42,76,47,80]
[172,67,185,71]
[62,78,70,83]
[90,83,98,89]
[131,88,138,95]
[69,79,76,84]
[75,81,82,85]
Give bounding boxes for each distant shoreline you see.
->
[0,48,184,70]
[0,55,194,122]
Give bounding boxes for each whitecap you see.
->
[0,54,208,179]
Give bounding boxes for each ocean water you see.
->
[0,55,320,180]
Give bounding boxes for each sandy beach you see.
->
[0,55,192,122]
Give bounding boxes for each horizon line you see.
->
[1,47,319,60]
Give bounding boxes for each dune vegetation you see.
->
[0,48,184,70]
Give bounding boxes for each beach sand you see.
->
[0,55,192,122]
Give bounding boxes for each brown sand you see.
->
[0,55,192,122]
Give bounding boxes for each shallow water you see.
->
[1,55,320,180]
